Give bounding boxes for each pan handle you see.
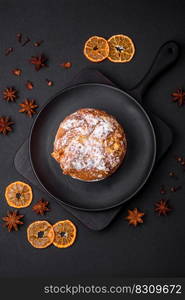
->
[129,41,179,101]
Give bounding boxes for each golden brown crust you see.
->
[51,108,127,181]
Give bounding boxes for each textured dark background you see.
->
[0,0,185,278]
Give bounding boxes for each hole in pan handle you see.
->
[129,41,179,101]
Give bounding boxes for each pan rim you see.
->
[29,83,156,211]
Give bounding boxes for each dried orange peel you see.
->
[84,36,109,62]
[52,220,77,248]
[5,181,33,208]
[27,220,54,249]
[108,34,135,62]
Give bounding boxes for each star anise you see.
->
[155,200,171,216]
[171,88,185,106]
[125,208,144,226]
[2,210,24,232]
[3,87,18,102]
[29,54,47,71]
[0,116,14,135]
[32,199,49,215]
[19,99,38,117]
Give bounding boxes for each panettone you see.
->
[51,108,127,181]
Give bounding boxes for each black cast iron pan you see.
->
[29,41,179,211]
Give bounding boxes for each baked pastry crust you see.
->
[51,108,127,181]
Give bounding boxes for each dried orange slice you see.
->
[53,220,77,248]
[5,181,33,208]
[27,220,54,249]
[84,36,109,62]
[108,34,135,63]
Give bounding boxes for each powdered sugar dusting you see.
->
[53,109,126,177]
[66,137,108,171]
